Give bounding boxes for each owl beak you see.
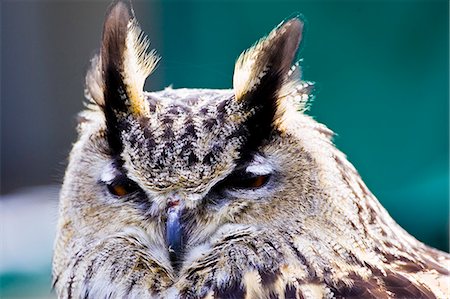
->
[166,200,184,269]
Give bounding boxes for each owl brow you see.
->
[223,157,270,183]
[245,155,273,175]
[100,159,126,182]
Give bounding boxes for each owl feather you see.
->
[53,1,450,298]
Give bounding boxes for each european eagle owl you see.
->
[53,1,450,298]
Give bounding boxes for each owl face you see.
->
[54,0,320,296]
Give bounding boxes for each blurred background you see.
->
[1,0,448,298]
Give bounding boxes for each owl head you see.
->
[53,0,357,297]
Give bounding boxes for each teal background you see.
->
[1,1,448,298]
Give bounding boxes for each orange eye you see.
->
[106,177,140,197]
[248,175,270,188]
[108,184,128,196]
[228,174,271,190]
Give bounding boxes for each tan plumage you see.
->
[53,1,450,298]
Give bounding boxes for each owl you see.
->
[53,1,449,298]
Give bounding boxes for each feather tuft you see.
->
[123,19,160,115]
[233,18,303,101]
[85,54,104,106]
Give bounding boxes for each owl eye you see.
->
[101,162,142,197]
[106,176,141,197]
[231,174,270,189]
[224,172,271,190]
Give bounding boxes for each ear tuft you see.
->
[85,54,104,106]
[233,18,303,100]
[101,0,159,116]
[125,20,159,96]
[84,0,159,155]
[84,0,159,116]
[121,18,159,115]
[277,62,314,114]
[232,18,306,158]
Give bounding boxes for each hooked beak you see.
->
[166,200,184,269]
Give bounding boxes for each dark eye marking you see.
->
[100,163,142,198]
[106,175,141,197]
[226,172,271,189]
[216,169,272,191]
